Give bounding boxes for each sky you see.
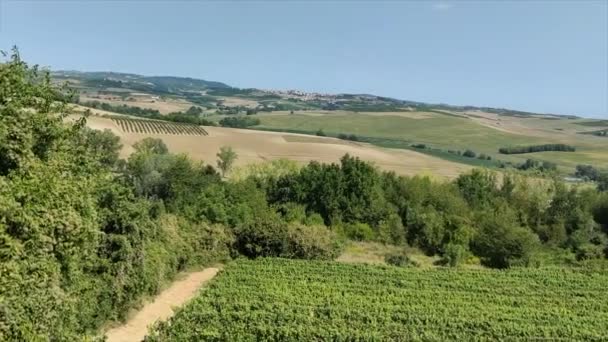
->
[1,1,607,118]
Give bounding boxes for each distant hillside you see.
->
[52,71,230,94]
[53,70,582,119]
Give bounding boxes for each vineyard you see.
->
[112,117,208,135]
[147,259,608,341]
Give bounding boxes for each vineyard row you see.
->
[112,118,208,136]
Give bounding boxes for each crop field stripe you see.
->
[147,259,608,341]
[110,118,208,136]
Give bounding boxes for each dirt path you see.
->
[105,267,220,342]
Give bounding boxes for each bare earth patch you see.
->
[104,268,220,342]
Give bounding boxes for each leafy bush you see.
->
[575,243,605,261]
[338,222,375,241]
[233,215,290,258]
[232,216,342,260]
[384,251,419,267]
[286,224,343,260]
[441,243,469,267]
[462,149,476,158]
[472,208,540,268]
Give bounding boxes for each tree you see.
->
[472,206,540,268]
[575,165,600,181]
[216,146,237,177]
[598,173,608,192]
[133,137,168,155]
[462,149,476,158]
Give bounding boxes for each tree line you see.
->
[499,144,576,154]
[80,100,216,126]
[219,116,260,128]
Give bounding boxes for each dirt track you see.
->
[104,268,220,342]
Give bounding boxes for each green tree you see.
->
[598,173,608,192]
[472,206,540,268]
[216,146,237,177]
[133,137,169,155]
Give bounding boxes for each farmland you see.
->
[147,258,608,341]
[254,111,608,171]
[112,117,208,135]
[76,114,472,178]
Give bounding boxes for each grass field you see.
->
[147,258,608,341]
[255,111,608,171]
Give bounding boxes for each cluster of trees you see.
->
[265,155,608,268]
[516,159,557,172]
[81,99,161,116]
[219,116,261,128]
[337,133,360,141]
[80,100,216,126]
[499,144,576,154]
[576,165,608,191]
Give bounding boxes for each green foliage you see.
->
[233,215,289,258]
[598,173,608,192]
[499,144,576,154]
[338,222,375,241]
[472,206,540,268]
[216,146,237,177]
[133,137,169,154]
[147,259,608,341]
[456,169,498,207]
[219,116,260,128]
[233,217,341,260]
[575,164,600,181]
[462,149,476,158]
[80,100,217,126]
[442,243,469,267]
[384,251,419,267]
[286,224,343,260]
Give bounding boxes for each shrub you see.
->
[463,149,476,158]
[442,243,469,267]
[472,209,540,268]
[385,251,419,267]
[575,244,605,261]
[286,224,343,260]
[233,215,289,258]
[377,213,406,245]
[339,222,374,241]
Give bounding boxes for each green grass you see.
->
[256,113,543,153]
[254,112,608,172]
[574,119,608,127]
[147,258,608,341]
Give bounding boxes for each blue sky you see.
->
[1,1,606,118]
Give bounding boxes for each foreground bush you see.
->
[286,224,343,260]
[233,217,342,260]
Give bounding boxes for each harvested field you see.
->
[79,115,471,178]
